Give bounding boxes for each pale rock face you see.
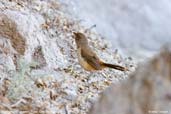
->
[0,1,135,113]
[89,47,171,114]
[2,10,69,69]
[0,37,16,71]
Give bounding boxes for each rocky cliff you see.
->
[0,1,134,113]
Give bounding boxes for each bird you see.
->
[73,32,128,71]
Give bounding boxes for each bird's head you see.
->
[73,32,88,47]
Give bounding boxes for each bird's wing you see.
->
[81,48,101,70]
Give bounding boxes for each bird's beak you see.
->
[72,32,77,39]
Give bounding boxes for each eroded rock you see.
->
[0,13,25,55]
[0,1,135,113]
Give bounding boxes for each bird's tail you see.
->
[101,62,128,71]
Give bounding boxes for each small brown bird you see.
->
[73,32,128,71]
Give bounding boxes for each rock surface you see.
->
[0,0,134,113]
[89,47,171,114]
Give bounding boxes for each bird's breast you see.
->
[77,48,96,71]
